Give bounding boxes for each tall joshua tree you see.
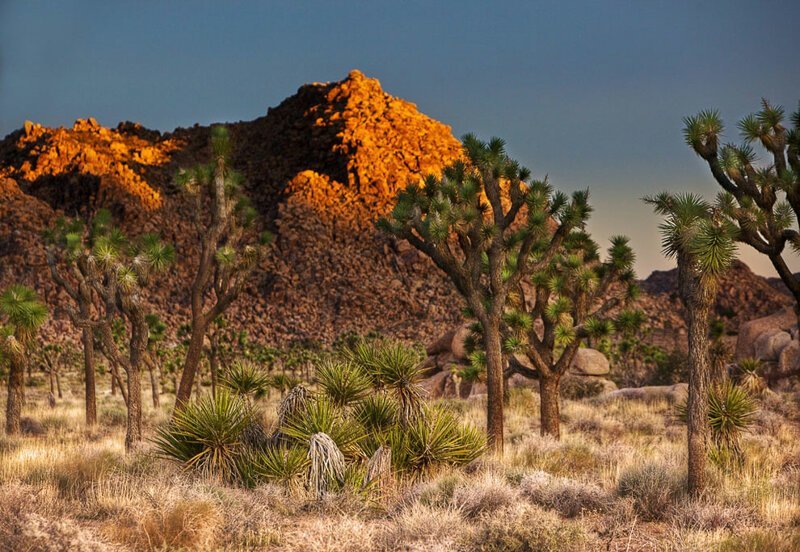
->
[174,126,272,409]
[1,285,48,435]
[380,135,589,453]
[646,192,736,495]
[46,210,174,450]
[506,232,637,439]
[684,101,800,325]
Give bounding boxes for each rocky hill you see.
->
[0,70,792,348]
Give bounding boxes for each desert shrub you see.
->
[380,503,465,551]
[153,389,254,482]
[519,470,612,517]
[468,503,589,552]
[672,497,756,531]
[716,529,800,552]
[107,496,224,551]
[451,472,519,518]
[616,460,684,520]
[511,434,599,475]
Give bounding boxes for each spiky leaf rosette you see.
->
[315,359,373,408]
[152,390,253,482]
[219,359,271,400]
[281,396,366,459]
[388,405,485,476]
[0,285,48,345]
[373,342,425,424]
[238,443,309,489]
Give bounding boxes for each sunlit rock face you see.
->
[0,70,465,345]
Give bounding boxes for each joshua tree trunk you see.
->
[678,251,714,496]
[175,322,207,407]
[108,359,128,405]
[48,366,56,406]
[125,316,147,452]
[482,317,505,454]
[55,369,62,399]
[83,327,97,425]
[539,375,561,439]
[146,354,160,409]
[5,357,24,435]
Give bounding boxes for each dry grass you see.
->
[1,371,799,550]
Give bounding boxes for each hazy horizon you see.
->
[2,1,798,277]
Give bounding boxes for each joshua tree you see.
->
[646,192,736,495]
[505,233,637,439]
[46,210,174,450]
[684,100,800,327]
[173,126,272,409]
[0,285,48,434]
[380,135,589,453]
[145,314,167,408]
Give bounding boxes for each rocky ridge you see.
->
[0,70,792,348]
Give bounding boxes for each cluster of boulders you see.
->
[735,307,800,386]
[420,324,618,399]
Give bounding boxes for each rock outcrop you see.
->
[1,70,464,345]
[1,70,794,352]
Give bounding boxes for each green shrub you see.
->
[153,389,253,482]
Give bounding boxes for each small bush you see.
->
[519,470,612,517]
[468,503,589,552]
[616,460,684,520]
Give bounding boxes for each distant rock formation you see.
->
[0,70,792,348]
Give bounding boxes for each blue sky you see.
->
[1,1,798,276]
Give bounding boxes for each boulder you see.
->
[421,370,449,399]
[569,348,610,376]
[736,307,796,360]
[597,383,688,404]
[20,417,46,436]
[753,330,792,361]
[450,325,472,360]
[778,340,800,379]
[426,328,456,356]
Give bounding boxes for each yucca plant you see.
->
[308,432,346,498]
[735,358,766,395]
[388,405,485,477]
[219,359,271,401]
[373,342,425,424]
[238,443,308,489]
[352,393,399,434]
[281,396,366,458]
[315,359,373,408]
[708,381,758,467]
[153,389,254,482]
